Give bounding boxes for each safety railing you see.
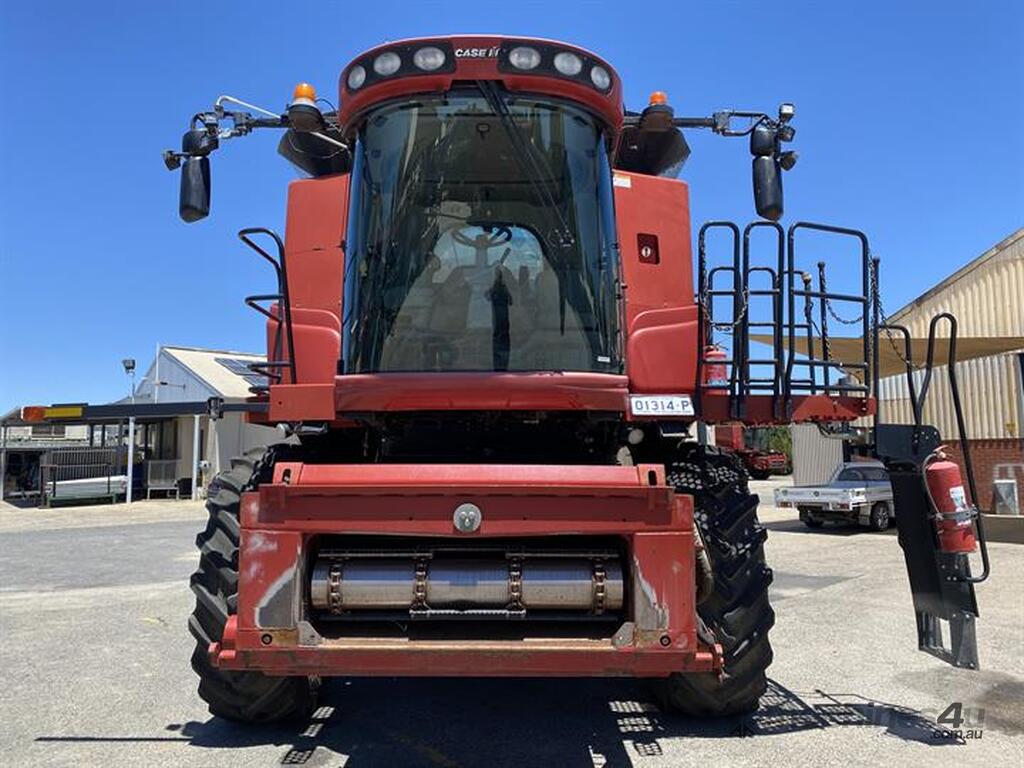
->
[145,459,181,499]
[39,446,126,506]
[697,220,879,419]
[239,228,296,394]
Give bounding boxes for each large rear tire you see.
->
[657,447,775,716]
[189,446,319,722]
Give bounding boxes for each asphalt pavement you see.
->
[1,482,1022,767]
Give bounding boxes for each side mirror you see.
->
[179,156,211,223]
[750,122,784,221]
[752,156,783,221]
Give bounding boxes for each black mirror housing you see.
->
[752,156,783,221]
[749,123,776,157]
[179,156,211,223]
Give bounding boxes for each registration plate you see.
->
[629,395,695,417]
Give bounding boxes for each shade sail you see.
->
[749,334,1024,379]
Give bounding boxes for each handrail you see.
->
[696,221,741,418]
[877,322,920,427]
[915,312,990,584]
[238,228,297,388]
[697,219,876,421]
[785,222,872,410]
[741,221,784,419]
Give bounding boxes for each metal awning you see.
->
[1,398,266,505]
[750,335,1024,379]
[2,398,265,426]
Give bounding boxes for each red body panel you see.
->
[616,172,700,396]
[259,175,349,391]
[700,392,875,424]
[283,175,348,317]
[330,372,627,413]
[209,463,722,677]
[715,424,745,451]
[337,36,623,133]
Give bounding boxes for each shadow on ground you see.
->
[762,518,897,537]
[0,497,40,510]
[142,677,962,767]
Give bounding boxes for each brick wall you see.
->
[942,438,1024,512]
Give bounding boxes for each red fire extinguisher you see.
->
[924,452,977,554]
[703,345,728,387]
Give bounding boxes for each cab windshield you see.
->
[341,88,621,374]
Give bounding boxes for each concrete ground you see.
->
[1,481,1021,768]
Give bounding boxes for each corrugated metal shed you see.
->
[790,424,843,486]
[878,229,1024,439]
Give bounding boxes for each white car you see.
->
[774,461,895,531]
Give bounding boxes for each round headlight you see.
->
[347,65,366,90]
[553,51,583,76]
[590,65,611,91]
[373,51,401,76]
[413,46,446,71]
[508,46,541,70]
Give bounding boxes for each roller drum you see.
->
[310,555,623,614]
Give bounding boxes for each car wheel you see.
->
[868,503,890,532]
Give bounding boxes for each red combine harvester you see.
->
[713,424,789,480]
[162,35,990,722]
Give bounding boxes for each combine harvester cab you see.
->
[162,35,990,722]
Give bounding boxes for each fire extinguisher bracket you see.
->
[875,423,984,670]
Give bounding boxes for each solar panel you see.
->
[215,357,269,388]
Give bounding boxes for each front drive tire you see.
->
[189,447,319,722]
[658,449,775,716]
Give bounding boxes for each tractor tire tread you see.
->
[657,447,774,717]
[188,444,318,723]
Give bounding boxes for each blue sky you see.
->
[1,1,1021,410]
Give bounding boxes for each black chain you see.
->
[821,269,865,326]
[872,259,925,371]
[700,287,750,335]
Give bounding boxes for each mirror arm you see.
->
[164,93,348,169]
[670,116,716,130]
[672,110,769,137]
[664,104,797,222]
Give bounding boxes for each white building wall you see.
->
[790,424,843,486]
[136,353,219,404]
[208,414,280,478]
[132,347,281,491]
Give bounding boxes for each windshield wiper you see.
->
[477,80,580,336]
[475,81,575,251]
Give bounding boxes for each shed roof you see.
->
[887,227,1024,324]
[160,346,265,400]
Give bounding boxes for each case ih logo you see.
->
[454,46,499,58]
